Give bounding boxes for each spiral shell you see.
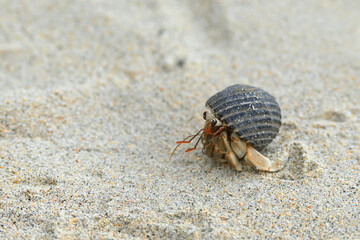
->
[205,84,281,151]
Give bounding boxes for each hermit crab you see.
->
[172,84,287,172]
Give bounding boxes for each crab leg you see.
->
[220,132,243,171]
[244,144,287,172]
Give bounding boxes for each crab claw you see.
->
[244,144,287,172]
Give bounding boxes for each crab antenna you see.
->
[170,135,192,160]
[185,132,204,153]
[170,129,203,159]
[175,129,203,144]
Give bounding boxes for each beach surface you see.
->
[0,0,359,239]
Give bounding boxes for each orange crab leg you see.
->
[170,129,203,159]
[184,134,203,152]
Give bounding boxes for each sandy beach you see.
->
[0,0,359,239]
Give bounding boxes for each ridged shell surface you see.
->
[206,84,281,151]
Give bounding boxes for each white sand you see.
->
[0,0,359,239]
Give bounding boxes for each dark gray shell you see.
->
[206,84,281,151]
